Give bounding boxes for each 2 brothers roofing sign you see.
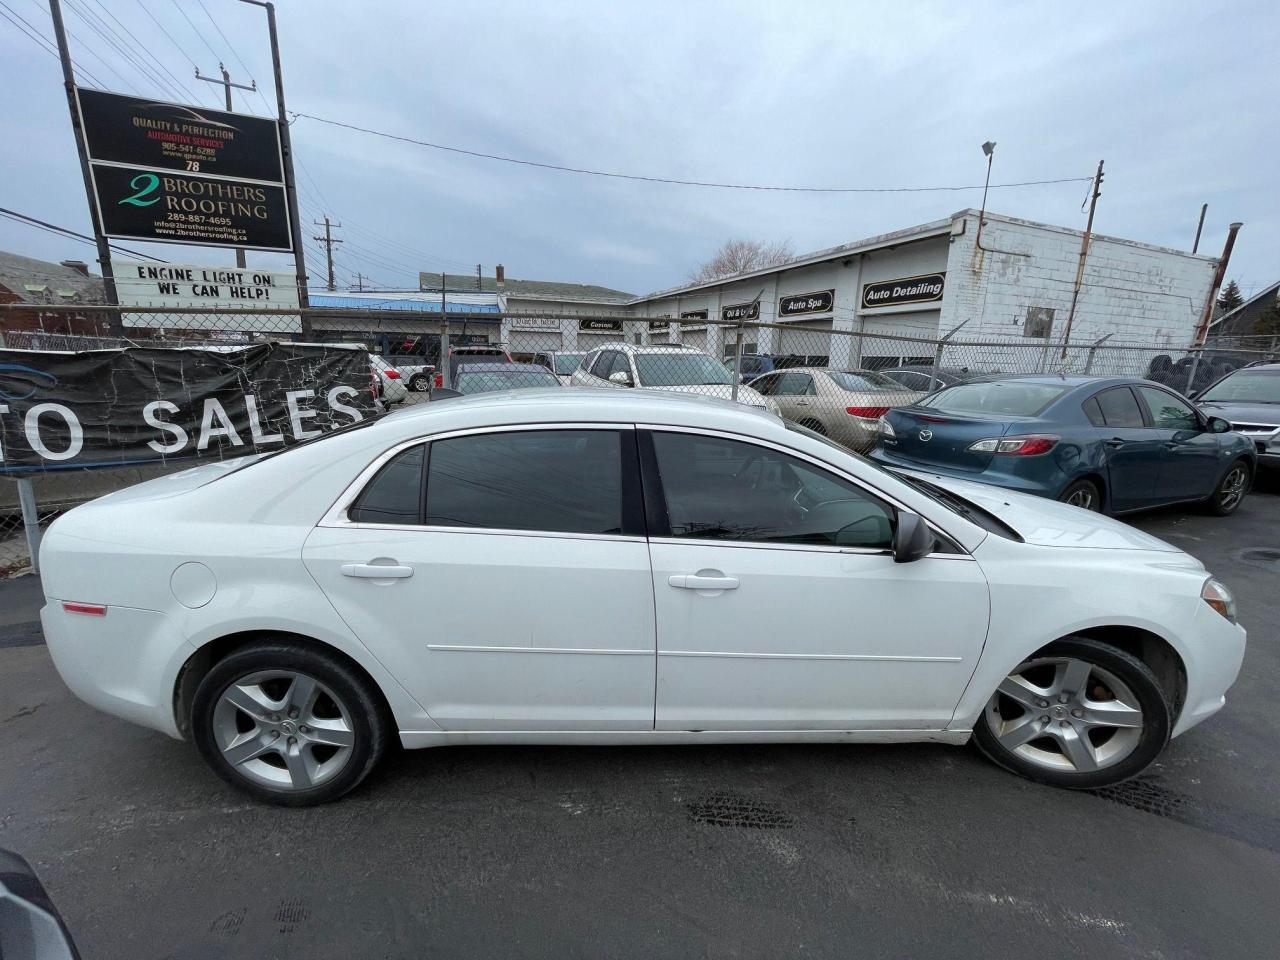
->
[77,89,292,252]
[860,272,946,309]
[0,344,377,474]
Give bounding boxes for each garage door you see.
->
[778,319,832,363]
[679,329,707,351]
[577,333,626,352]
[510,330,562,356]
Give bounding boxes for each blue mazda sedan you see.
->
[870,375,1256,515]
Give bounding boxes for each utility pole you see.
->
[476,263,482,290]
[1192,203,1208,254]
[196,62,257,269]
[312,216,343,291]
[238,0,309,318]
[354,272,363,292]
[47,0,120,333]
[1060,159,1104,358]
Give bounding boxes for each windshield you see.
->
[552,353,585,375]
[456,370,561,393]
[922,380,1068,416]
[1199,369,1280,404]
[829,370,903,391]
[635,352,731,387]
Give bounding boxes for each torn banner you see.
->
[0,343,377,473]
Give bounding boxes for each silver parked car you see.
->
[749,368,924,451]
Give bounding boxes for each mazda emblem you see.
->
[919,429,933,441]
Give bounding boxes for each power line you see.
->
[291,111,1096,194]
[0,206,168,261]
[24,0,144,92]
[83,0,202,102]
[63,0,187,101]
[0,0,109,87]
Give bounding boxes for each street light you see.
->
[973,140,997,265]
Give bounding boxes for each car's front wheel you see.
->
[973,637,1171,789]
[1204,459,1251,516]
[191,640,388,806]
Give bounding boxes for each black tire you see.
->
[1203,459,1251,516]
[973,637,1172,790]
[798,418,827,436]
[191,639,388,807]
[1058,478,1101,512]
[408,374,429,393]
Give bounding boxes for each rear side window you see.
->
[349,445,425,524]
[1095,387,1145,428]
[427,430,624,534]
[1082,396,1105,426]
[922,381,1067,416]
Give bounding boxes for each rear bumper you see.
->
[870,446,1058,498]
[41,601,192,740]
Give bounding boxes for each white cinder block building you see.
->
[624,209,1220,369]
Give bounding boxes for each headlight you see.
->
[1201,578,1237,623]
[878,415,896,437]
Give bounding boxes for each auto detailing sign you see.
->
[113,260,301,332]
[721,301,760,322]
[77,89,284,181]
[509,317,561,332]
[77,89,291,252]
[779,289,834,317]
[0,344,377,473]
[861,272,946,309]
[579,318,623,332]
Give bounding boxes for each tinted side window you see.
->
[1135,386,1198,430]
[650,432,894,549]
[427,430,623,534]
[349,445,425,524]
[776,372,814,396]
[752,373,779,396]
[1096,387,1145,428]
[606,352,633,380]
[588,351,611,376]
[1082,396,1106,427]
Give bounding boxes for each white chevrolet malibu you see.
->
[40,390,1245,806]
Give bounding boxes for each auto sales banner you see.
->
[0,343,377,474]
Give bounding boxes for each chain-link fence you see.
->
[3,303,1277,577]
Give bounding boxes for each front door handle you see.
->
[341,561,414,579]
[669,574,740,591]
[1104,438,1126,448]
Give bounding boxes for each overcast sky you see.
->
[1,0,1276,299]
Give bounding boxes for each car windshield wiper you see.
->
[896,473,976,520]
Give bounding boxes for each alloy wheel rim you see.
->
[1219,467,1246,510]
[1066,488,1094,509]
[984,656,1144,774]
[212,670,356,791]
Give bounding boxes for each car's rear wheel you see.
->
[1059,478,1101,511]
[192,640,388,806]
[973,637,1171,789]
[408,373,430,392]
[1204,460,1250,516]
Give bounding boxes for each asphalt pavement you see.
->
[1,478,1277,960]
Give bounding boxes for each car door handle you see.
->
[1104,438,1126,448]
[669,574,740,590]
[341,562,414,579]
[794,399,810,406]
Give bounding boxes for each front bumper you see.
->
[1171,597,1247,737]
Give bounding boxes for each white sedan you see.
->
[39,390,1245,805]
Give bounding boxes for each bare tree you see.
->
[689,238,795,283]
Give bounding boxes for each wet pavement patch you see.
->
[1235,547,1280,570]
[686,792,796,829]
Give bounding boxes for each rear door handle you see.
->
[1104,438,1126,448]
[341,562,414,579]
[669,574,740,591]
[794,399,810,406]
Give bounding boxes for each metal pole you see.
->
[1061,159,1104,358]
[47,0,120,334]
[197,62,256,269]
[1192,203,1208,255]
[730,327,744,402]
[16,478,42,574]
[1084,333,1113,375]
[240,1,309,316]
[1184,350,1202,397]
[1193,222,1243,346]
[439,277,450,388]
[929,319,969,390]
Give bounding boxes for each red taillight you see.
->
[63,601,106,616]
[847,405,890,419]
[968,434,1060,456]
[384,369,401,379]
[434,372,443,388]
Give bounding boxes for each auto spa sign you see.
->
[0,343,378,473]
[860,272,946,309]
[113,260,301,332]
[76,89,292,252]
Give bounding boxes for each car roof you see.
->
[587,342,701,354]
[956,373,1133,390]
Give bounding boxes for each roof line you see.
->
[1208,279,1280,328]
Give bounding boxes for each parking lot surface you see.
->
[1,480,1277,959]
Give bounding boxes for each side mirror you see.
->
[0,848,81,959]
[1207,415,1232,434]
[608,370,633,387]
[893,511,934,563]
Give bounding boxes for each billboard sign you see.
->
[113,260,301,331]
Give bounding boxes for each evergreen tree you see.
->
[1217,279,1244,313]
